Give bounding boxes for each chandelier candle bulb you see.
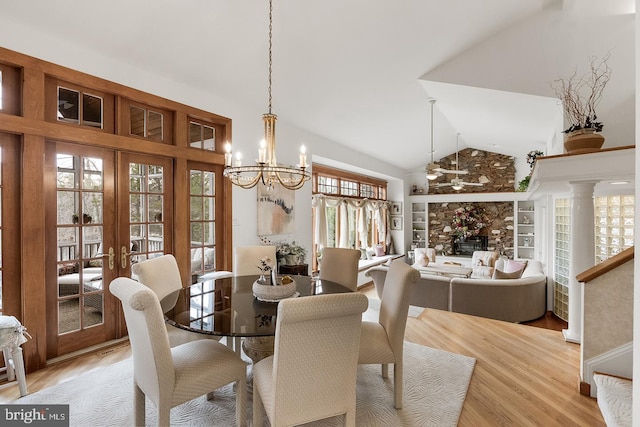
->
[234,152,242,167]
[258,139,267,163]
[224,143,232,167]
[299,145,307,168]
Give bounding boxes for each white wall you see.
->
[0,25,409,256]
[424,3,636,151]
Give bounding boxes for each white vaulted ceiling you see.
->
[0,0,635,173]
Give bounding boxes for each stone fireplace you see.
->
[428,202,514,258]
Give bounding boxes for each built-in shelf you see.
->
[411,202,427,248]
[515,200,535,260]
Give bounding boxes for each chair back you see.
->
[109,278,174,405]
[271,293,368,426]
[131,254,182,313]
[379,260,420,355]
[318,247,361,291]
[233,246,277,276]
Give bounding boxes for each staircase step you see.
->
[593,373,632,427]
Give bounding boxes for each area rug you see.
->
[15,342,475,426]
[364,298,424,322]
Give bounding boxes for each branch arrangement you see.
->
[551,54,611,133]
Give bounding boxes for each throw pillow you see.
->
[493,269,522,279]
[503,259,527,277]
[471,266,494,279]
[413,251,429,267]
[374,244,386,257]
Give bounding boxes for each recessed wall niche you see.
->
[428,201,514,258]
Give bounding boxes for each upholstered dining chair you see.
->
[131,254,229,347]
[358,259,420,409]
[252,293,368,427]
[233,246,277,276]
[109,278,247,427]
[318,247,361,291]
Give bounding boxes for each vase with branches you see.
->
[551,54,611,153]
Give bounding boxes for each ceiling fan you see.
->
[425,99,469,180]
[434,134,482,191]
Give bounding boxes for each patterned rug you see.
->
[15,341,475,426]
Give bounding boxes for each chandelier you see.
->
[425,98,440,181]
[223,0,311,191]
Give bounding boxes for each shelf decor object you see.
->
[223,0,310,190]
[551,54,610,154]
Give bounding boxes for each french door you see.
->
[46,142,173,357]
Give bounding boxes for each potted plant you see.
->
[551,54,611,154]
[517,150,544,192]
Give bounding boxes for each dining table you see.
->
[163,274,352,363]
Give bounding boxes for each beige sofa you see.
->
[365,259,547,323]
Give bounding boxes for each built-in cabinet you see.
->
[411,202,427,248]
[515,200,535,260]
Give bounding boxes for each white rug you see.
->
[15,342,475,426]
[364,298,424,322]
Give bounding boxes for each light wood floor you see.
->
[0,293,604,426]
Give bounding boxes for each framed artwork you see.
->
[391,202,402,215]
[257,182,295,235]
[390,216,403,230]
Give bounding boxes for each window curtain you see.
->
[312,194,390,251]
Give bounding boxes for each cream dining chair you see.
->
[109,277,247,427]
[318,247,361,291]
[252,293,368,427]
[233,246,277,276]
[358,259,420,409]
[131,254,230,347]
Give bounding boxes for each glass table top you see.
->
[163,275,351,338]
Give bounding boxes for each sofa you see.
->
[365,259,547,323]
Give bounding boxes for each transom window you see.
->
[57,86,103,129]
[130,105,163,141]
[189,121,216,151]
[313,164,386,200]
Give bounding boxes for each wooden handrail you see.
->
[576,246,634,283]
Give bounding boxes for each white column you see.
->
[562,181,597,344]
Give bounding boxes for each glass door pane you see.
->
[56,153,105,333]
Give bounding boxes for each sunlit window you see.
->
[190,169,217,277]
[595,195,634,263]
[553,198,570,321]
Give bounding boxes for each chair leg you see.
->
[157,405,171,427]
[2,348,14,381]
[381,363,389,379]
[235,377,247,427]
[393,362,403,409]
[133,383,145,427]
[345,409,356,427]
[252,385,263,427]
[10,346,27,396]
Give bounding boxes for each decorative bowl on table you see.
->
[252,275,297,302]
